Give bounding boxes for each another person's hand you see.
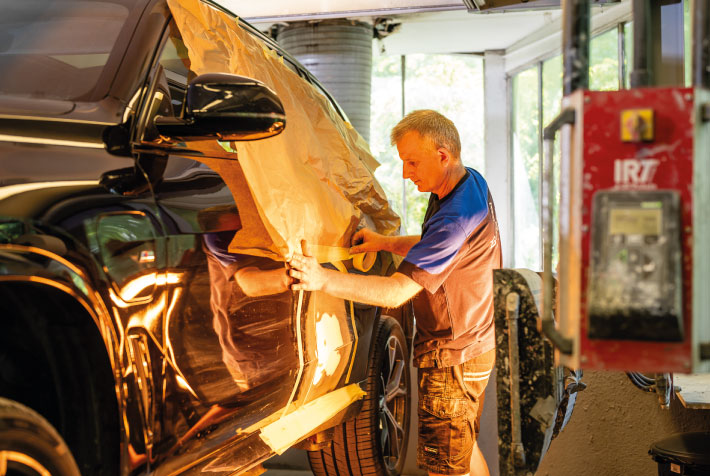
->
[349,228,386,254]
[288,240,327,292]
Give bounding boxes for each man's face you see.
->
[396,130,446,194]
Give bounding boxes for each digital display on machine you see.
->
[588,191,683,342]
[609,208,662,236]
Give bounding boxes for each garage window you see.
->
[511,26,625,269]
[370,53,484,234]
[512,65,541,269]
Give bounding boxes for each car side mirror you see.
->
[154,73,286,143]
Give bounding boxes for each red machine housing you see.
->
[560,87,701,373]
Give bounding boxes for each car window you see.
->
[0,0,142,101]
[156,10,344,123]
[157,15,302,115]
[158,21,191,117]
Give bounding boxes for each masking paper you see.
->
[167,0,400,259]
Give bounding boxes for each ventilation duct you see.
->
[278,20,373,142]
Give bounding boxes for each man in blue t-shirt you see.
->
[289,110,501,476]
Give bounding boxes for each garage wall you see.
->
[536,371,710,476]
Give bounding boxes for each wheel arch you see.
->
[0,249,127,475]
[378,301,415,355]
[0,246,123,374]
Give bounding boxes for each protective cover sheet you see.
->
[167,0,400,259]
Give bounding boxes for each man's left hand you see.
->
[288,240,327,292]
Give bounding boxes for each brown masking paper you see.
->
[167,0,400,260]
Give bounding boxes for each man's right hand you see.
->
[349,228,387,254]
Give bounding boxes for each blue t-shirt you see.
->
[398,167,501,367]
[405,168,491,280]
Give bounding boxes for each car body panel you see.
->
[0,1,412,475]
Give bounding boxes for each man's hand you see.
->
[288,240,328,292]
[350,228,387,254]
[289,239,422,307]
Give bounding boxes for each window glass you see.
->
[684,0,691,87]
[160,25,192,116]
[590,28,619,91]
[512,66,540,269]
[542,55,562,268]
[0,0,140,100]
[624,22,633,88]
[161,32,191,81]
[371,55,407,229]
[370,53,484,235]
[542,55,562,125]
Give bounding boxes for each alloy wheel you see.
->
[377,335,408,471]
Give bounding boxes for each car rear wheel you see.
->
[0,398,80,476]
[308,317,411,476]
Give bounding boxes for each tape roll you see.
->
[352,251,376,272]
[311,244,376,273]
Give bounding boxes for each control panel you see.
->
[587,190,682,341]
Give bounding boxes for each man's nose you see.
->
[402,164,413,179]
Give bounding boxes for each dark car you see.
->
[0,1,413,475]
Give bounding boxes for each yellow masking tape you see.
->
[259,384,366,454]
[310,244,376,273]
[309,244,373,383]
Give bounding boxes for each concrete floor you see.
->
[263,448,310,473]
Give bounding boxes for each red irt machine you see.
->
[542,0,709,375]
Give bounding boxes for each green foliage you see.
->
[512,66,541,268]
[590,28,619,91]
[542,56,562,123]
[513,66,540,210]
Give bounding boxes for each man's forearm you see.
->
[384,235,420,257]
[318,269,422,308]
[235,267,291,297]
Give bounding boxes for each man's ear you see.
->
[437,147,453,167]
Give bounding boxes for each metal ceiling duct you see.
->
[278,20,373,142]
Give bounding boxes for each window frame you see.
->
[509,23,631,269]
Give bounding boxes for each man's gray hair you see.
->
[390,109,461,158]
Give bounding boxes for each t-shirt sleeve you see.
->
[204,232,280,278]
[398,217,467,293]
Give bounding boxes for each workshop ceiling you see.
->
[224,0,469,20]
[218,0,626,55]
[364,9,560,54]
[219,0,559,55]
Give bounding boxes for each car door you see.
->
[132,19,304,470]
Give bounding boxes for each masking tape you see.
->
[309,244,372,383]
[259,384,366,454]
[310,244,376,273]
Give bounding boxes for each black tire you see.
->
[308,317,411,476]
[0,398,80,476]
